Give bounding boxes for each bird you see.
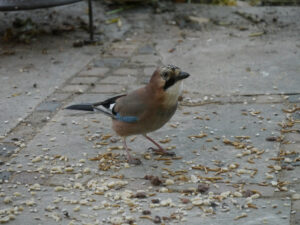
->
[66,64,190,164]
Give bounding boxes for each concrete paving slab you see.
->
[92,58,126,68]
[0,143,17,158]
[0,40,100,137]
[113,68,139,76]
[157,36,300,96]
[138,45,156,55]
[131,55,161,66]
[0,181,291,225]
[91,84,125,94]
[61,84,90,93]
[78,67,110,77]
[100,75,137,85]
[70,77,99,85]
[8,101,286,185]
[36,101,62,112]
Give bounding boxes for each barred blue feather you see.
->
[115,113,138,123]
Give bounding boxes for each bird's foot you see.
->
[127,157,142,165]
[148,147,176,156]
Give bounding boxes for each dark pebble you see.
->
[266,136,277,142]
[244,189,254,197]
[135,192,147,199]
[153,216,161,224]
[197,184,209,193]
[142,210,151,215]
[150,177,162,186]
[151,199,160,204]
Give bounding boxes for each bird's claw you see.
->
[148,147,176,156]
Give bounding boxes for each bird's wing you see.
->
[92,94,126,118]
[66,88,149,123]
[113,88,148,123]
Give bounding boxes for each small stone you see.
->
[251,193,260,199]
[110,216,123,224]
[49,137,56,142]
[75,173,82,179]
[221,191,231,198]
[236,153,242,158]
[32,156,42,163]
[292,193,300,200]
[65,167,74,172]
[192,198,203,206]
[159,187,168,193]
[265,173,274,179]
[83,167,91,174]
[180,198,190,204]
[74,183,84,190]
[13,192,21,197]
[165,179,174,185]
[142,210,151,215]
[135,192,147,199]
[234,213,248,220]
[244,190,254,197]
[54,186,65,192]
[153,216,161,224]
[197,184,209,193]
[281,186,288,191]
[107,181,116,188]
[160,198,172,206]
[150,176,162,186]
[191,175,198,183]
[73,206,80,212]
[284,158,292,163]
[26,199,36,206]
[273,165,281,171]
[285,165,294,170]
[237,169,251,174]
[29,183,41,191]
[0,216,10,223]
[243,150,251,155]
[234,192,243,197]
[266,137,277,141]
[229,163,237,169]
[271,181,278,186]
[151,199,160,204]
[4,196,12,204]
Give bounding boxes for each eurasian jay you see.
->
[66,64,190,164]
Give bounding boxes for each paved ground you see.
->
[0,2,300,225]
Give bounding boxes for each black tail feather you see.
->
[65,104,94,111]
[65,94,126,117]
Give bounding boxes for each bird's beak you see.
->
[177,71,190,81]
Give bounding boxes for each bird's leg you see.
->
[143,134,176,156]
[122,137,141,165]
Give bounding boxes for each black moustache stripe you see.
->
[163,77,176,90]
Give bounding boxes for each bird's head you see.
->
[148,65,190,105]
[150,64,190,91]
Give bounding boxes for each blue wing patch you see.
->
[115,113,138,123]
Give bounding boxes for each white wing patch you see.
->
[109,103,115,111]
[94,105,114,117]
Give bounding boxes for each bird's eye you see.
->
[162,72,168,80]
